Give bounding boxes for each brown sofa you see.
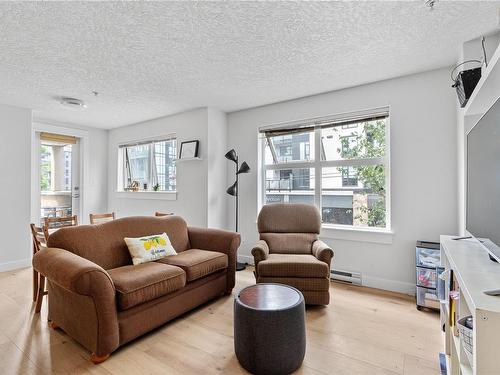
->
[251,203,334,305]
[32,215,240,363]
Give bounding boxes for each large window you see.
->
[261,111,389,230]
[118,137,177,192]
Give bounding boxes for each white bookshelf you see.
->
[440,235,500,375]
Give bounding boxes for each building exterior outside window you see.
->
[261,110,390,230]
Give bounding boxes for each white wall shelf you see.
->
[175,157,202,162]
[464,40,500,117]
[440,235,500,375]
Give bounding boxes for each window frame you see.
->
[117,134,177,194]
[259,109,391,232]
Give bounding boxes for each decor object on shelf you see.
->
[153,183,160,191]
[179,140,199,159]
[234,283,306,374]
[251,203,333,305]
[32,215,240,363]
[225,148,250,271]
[451,37,488,108]
[125,181,139,191]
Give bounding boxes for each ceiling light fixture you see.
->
[59,97,87,109]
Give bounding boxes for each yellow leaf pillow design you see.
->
[124,233,177,265]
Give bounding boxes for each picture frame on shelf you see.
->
[179,140,199,159]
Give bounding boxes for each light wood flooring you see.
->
[0,267,441,374]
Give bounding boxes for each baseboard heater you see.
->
[330,269,362,286]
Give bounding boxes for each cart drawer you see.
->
[416,286,439,310]
[416,267,437,289]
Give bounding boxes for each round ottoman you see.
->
[234,283,306,375]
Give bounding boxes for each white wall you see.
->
[84,126,109,219]
[207,108,228,229]
[107,108,210,227]
[0,104,32,271]
[227,68,458,293]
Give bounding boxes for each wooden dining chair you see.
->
[43,215,78,240]
[90,212,115,225]
[30,224,48,312]
[155,212,174,217]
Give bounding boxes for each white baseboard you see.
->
[0,258,31,273]
[238,254,415,295]
[362,275,415,295]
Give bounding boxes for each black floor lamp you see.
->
[225,149,250,271]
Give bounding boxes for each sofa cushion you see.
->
[108,262,186,310]
[257,254,329,278]
[157,249,228,282]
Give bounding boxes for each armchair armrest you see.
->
[32,247,119,356]
[251,240,269,270]
[312,240,334,269]
[188,227,241,293]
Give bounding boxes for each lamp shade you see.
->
[225,149,237,163]
[226,181,237,196]
[237,161,250,174]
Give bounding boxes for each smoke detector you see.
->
[425,0,438,10]
[60,97,87,109]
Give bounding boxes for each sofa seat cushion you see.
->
[157,249,228,282]
[108,262,186,310]
[257,254,329,278]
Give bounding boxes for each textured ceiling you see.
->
[0,1,499,129]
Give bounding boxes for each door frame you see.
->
[31,120,90,225]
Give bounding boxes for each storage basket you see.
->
[457,316,473,364]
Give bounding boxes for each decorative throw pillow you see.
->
[124,233,177,265]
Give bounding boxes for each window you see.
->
[260,111,389,230]
[119,137,177,192]
[40,144,72,192]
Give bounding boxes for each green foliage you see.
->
[40,145,51,191]
[339,120,386,227]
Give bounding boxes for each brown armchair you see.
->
[252,203,334,305]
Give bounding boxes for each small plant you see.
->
[153,183,160,191]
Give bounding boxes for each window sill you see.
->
[115,191,177,200]
[320,224,393,244]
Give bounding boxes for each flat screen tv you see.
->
[466,97,500,261]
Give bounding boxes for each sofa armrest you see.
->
[312,240,334,269]
[188,227,241,293]
[33,247,119,355]
[33,247,115,295]
[251,240,269,272]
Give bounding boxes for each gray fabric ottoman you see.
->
[234,283,306,375]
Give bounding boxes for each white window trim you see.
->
[117,134,177,194]
[258,108,391,236]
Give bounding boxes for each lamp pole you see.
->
[235,156,239,232]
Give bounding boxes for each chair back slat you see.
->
[155,212,174,217]
[43,215,78,239]
[30,223,47,253]
[90,212,115,225]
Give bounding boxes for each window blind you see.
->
[259,110,389,137]
[40,132,77,144]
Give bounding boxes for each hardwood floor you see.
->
[0,267,441,374]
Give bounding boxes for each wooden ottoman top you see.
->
[237,283,302,311]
